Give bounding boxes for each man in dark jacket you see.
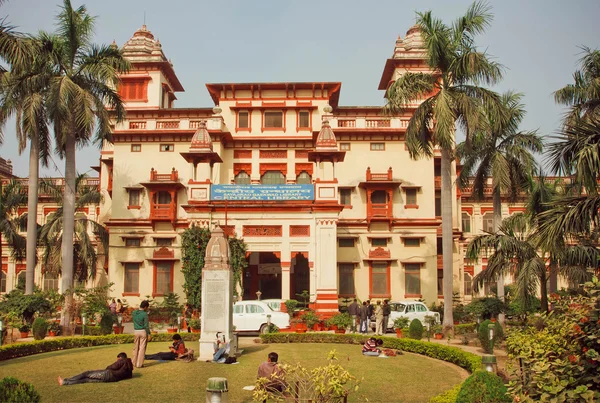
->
[359,301,369,334]
[58,352,134,385]
[366,300,374,331]
[347,299,359,333]
[382,300,392,333]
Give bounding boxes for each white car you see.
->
[233,300,290,333]
[387,301,441,330]
[261,299,286,312]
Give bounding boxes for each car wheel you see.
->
[259,324,269,334]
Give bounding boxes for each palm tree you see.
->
[39,173,108,287]
[553,47,600,126]
[458,91,542,324]
[0,0,34,75]
[384,1,503,331]
[0,180,27,285]
[40,0,127,326]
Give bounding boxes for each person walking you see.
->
[382,300,391,333]
[132,300,151,368]
[359,301,369,334]
[366,300,374,332]
[375,300,384,335]
[347,299,359,333]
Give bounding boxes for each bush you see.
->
[454,323,477,335]
[0,333,198,361]
[477,320,503,354]
[465,297,506,321]
[0,377,41,403]
[455,370,510,403]
[99,313,114,335]
[429,384,461,403]
[259,333,481,373]
[31,318,48,341]
[408,319,424,339]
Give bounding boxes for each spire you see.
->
[190,121,213,151]
[392,24,425,58]
[315,120,338,151]
[121,24,166,62]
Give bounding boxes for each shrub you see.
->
[455,370,510,403]
[300,310,320,329]
[465,297,506,321]
[99,313,113,335]
[0,377,41,403]
[31,318,48,341]
[408,319,424,339]
[284,299,299,318]
[188,319,201,330]
[477,320,503,354]
[454,323,477,335]
[393,317,410,329]
[429,384,460,403]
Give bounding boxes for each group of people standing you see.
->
[347,299,391,335]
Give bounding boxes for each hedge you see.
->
[0,333,199,361]
[259,333,481,373]
[453,323,477,335]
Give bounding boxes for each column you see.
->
[314,214,339,317]
[281,261,291,300]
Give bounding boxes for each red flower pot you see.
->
[296,329,307,334]
[167,328,178,334]
[48,331,56,337]
[434,333,443,340]
[395,328,403,338]
[330,325,338,331]
[191,328,201,333]
[334,329,346,334]
[20,332,29,339]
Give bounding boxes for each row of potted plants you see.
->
[289,312,354,334]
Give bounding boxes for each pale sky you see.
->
[1,0,599,177]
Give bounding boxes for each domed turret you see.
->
[190,121,213,151]
[315,120,338,151]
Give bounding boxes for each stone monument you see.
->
[198,226,235,361]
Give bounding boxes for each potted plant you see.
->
[47,321,61,337]
[301,310,320,331]
[432,324,444,339]
[19,324,31,338]
[393,317,410,338]
[189,319,201,333]
[327,313,352,334]
[291,317,307,333]
[284,299,299,318]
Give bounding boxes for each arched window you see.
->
[296,171,311,184]
[464,272,473,296]
[462,213,471,233]
[482,212,494,233]
[261,171,285,185]
[235,171,251,185]
[154,191,172,205]
[19,215,27,233]
[371,190,388,204]
[16,271,26,290]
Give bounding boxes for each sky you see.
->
[1,0,599,177]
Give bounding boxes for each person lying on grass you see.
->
[362,337,383,356]
[145,334,187,361]
[58,352,133,385]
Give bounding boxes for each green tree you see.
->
[0,180,26,271]
[458,91,542,324]
[385,1,503,331]
[39,0,128,326]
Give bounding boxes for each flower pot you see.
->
[48,331,56,337]
[167,328,178,334]
[395,328,403,338]
[330,325,338,331]
[334,329,346,334]
[434,333,443,340]
[295,329,307,334]
[113,326,124,334]
[20,332,29,339]
[191,328,201,333]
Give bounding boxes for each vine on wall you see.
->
[181,225,248,309]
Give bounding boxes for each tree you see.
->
[0,180,26,279]
[458,91,542,324]
[40,0,128,326]
[38,173,108,287]
[385,1,503,332]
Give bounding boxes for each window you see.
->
[43,272,59,291]
[264,111,283,128]
[371,262,389,295]
[437,270,444,295]
[482,212,494,233]
[436,238,443,255]
[160,144,174,152]
[155,191,172,205]
[298,111,310,128]
[119,80,148,101]
[235,171,251,185]
[339,238,355,247]
[129,189,140,207]
[464,273,473,296]
[156,238,173,247]
[261,171,285,185]
[462,212,471,233]
[131,144,141,152]
[435,191,441,216]
[16,271,25,290]
[405,263,421,295]
[233,304,243,314]
[1,271,6,293]
[125,238,141,247]
[404,238,420,247]
[338,263,355,295]
[371,190,388,204]
[154,261,172,295]
[405,189,417,205]
[371,238,388,247]
[19,215,27,232]
[370,143,385,151]
[246,304,265,314]
[238,111,249,128]
[339,188,352,205]
[124,263,140,294]
[340,143,351,151]
[296,171,311,184]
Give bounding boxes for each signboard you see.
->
[210,184,314,201]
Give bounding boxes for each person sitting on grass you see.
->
[257,352,286,392]
[362,337,383,356]
[145,334,187,361]
[58,352,133,385]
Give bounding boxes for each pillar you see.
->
[314,214,339,318]
[281,261,291,300]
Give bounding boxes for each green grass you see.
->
[0,342,466,402]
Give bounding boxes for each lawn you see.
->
[0,341,467,402]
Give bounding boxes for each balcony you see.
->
[328,117,409,130]
[150,204,175,219]
[150,168,178,182]
[366,167,393,181]
[370,204,390,217]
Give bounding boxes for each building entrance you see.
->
[290,253,310,299]
[243,252,281,300]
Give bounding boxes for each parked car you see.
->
[261,299,286,312]
[233,300,290,333]
[371,301,441,332]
